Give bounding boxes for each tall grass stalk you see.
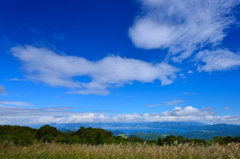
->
[0,141,240,159]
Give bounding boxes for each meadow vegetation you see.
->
[1,140,240,158]
[0,124,240,158]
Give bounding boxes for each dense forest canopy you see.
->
[0,124,240,147]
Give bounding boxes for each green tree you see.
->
[233,137,240,142]
[116,136,126,144]
[214,136,224,144]
[95,131,105,145]
[106,137,115,144]
[69,136,78,144]
[177,135,184,143]
[36,124,61,141]
[164,135,177,145]
[128,136,144,143]
[9,131,34,146]
[76,126,85,136]
[79,137,88,144]
[223,136,233,144]
[0,126,7,135]
[42,134,53,143]
[157,136,164,146]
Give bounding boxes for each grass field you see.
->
[1,141,240,159]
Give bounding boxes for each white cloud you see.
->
[183,92,198,95]
[0,105,239,125]
[195,49,240,72]
[0,100,33,106]
[187,70,194,74]
[0,105,74,116]
[145,99,186,107]
[0,86,7,93]
[144,104,161,107]
[224,107,231,110]
[8,78,28,81]
[129,0,240,62]
[164,99,185,106]
[179,73,186,79]
[11,45,179,95]
[161,106,215,116]
[0,105,111,118]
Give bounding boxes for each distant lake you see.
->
[104,128,190,134]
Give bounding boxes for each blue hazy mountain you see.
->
[45,121,209,130]
[38,122,240,133]
[24,122,240,140]
[111,130,126,136]
[21,121,240,140]
[128,130,239,141]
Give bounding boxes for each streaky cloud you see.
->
[129,0,240,62]
[195,49,240,72]
[144,104,162,107]
[164,99,186,106]
[0,100,33,106]
[11,45,179,95]
[0,86,7,93]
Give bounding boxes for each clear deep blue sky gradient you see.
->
[0,0,240,125]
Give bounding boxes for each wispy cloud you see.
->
[195,49,240,72]
[0,105,84,117]
[224,107,231,110]
[144,104,162,107]
[0,100,33,106]
[129,0,240,62]
[183,92,198,95]
[11,45,179,95]
[7,78,28,81]
[145,99,186,107]
[53,115,70,118]
[187,70,194,74]
[164,99,186,106]
[179,73,186,79]
[0,86,7,93]
[91,110,120,113]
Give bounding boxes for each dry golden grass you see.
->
[0,141,240,159]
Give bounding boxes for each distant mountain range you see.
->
[43,121,240,133]
[126,130,240,141]
[50,121,208,130]
[24,121,240,140]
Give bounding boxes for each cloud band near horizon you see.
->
[0,105,239,125]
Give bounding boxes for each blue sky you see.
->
[1,0,240,125]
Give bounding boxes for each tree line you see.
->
[0,124,239,147]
